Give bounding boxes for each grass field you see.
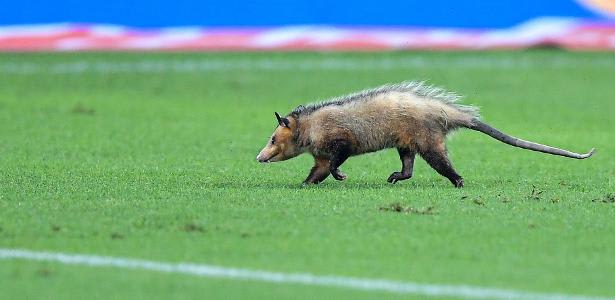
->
[0,51,614,299]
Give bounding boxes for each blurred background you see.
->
[1,0,615,51]
[2,1,615,299]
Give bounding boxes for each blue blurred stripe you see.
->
[1,0,600,28]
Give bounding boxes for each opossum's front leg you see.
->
[387,148,416,184]
[328,139,352,181]
[303,156,331,184]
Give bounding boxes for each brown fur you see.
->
[302,92,466,185]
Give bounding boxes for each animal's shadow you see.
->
[205,178,467,190]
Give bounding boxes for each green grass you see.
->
[0,51,614,299]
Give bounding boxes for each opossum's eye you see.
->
[271,136,276,145]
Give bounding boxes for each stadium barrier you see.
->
[1,18,615,51]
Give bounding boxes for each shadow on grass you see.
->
[201,175,538,191]
[202,178,458,190]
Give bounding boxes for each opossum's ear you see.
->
[275,112,290,128]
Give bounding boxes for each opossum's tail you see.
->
[467,119,595,159]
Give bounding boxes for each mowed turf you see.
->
[0,51,613,299]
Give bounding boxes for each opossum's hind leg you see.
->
[330,165,348,181]
[303,156,330,184]
[420,147,464,188]
[387,148,416,184]
[328,139,352,181]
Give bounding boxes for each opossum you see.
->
[256,81,594,187]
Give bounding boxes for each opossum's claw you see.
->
[387,172,411,184]
[453,178,464,188]
[387,172,400,183]
[331,169,347,181]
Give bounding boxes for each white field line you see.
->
[2,56,615,74]
[0,248,613,300]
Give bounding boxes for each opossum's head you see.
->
[256,112,301,163]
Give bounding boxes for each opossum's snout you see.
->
[256,112,302,164]
[256,148,279,163]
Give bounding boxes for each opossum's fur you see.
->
[291,81,479,119]
[256,81,594,187]
[290,81,479,156]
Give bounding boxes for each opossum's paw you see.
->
[302,179,321,186]
[301,181,318,186]
[453,178,464,188]
[387,172,411,184]
[331,169,347,181]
